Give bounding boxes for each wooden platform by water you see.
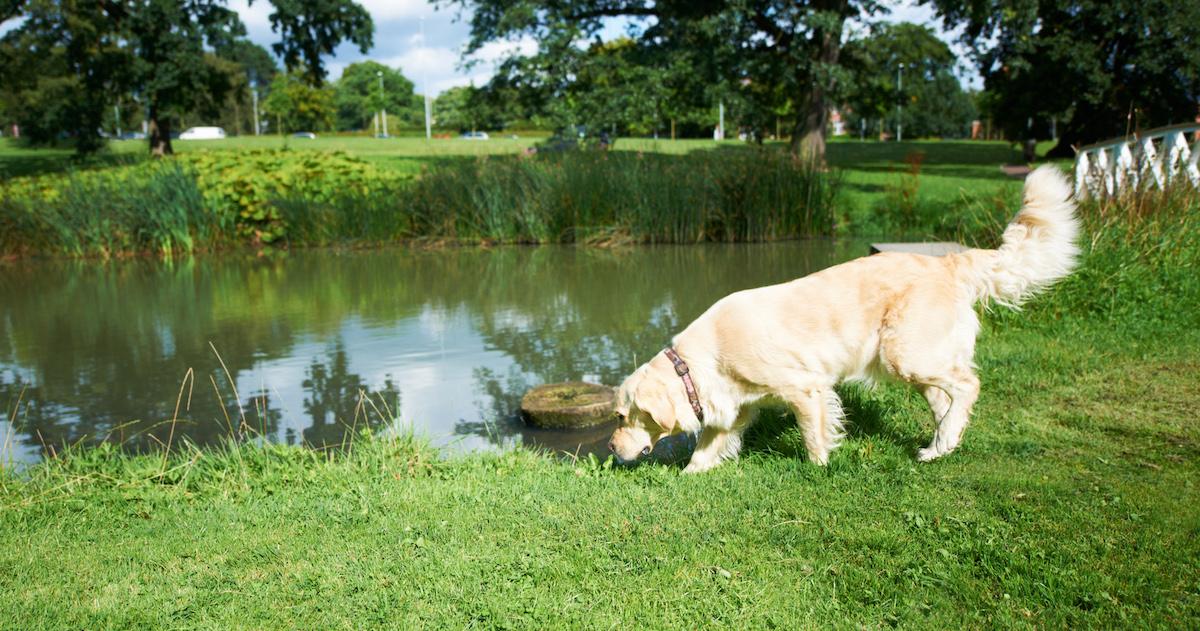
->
[869,242,969,256]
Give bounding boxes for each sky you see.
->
[2,0,980,97]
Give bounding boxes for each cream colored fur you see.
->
[609,165,1080,472]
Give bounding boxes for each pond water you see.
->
[0,241,868,465]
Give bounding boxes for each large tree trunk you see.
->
[148,104,173,157]
[793,83,831,163]
[789,3,848,164]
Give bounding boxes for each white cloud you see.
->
[228,0,273,33]
[381,45,461,91]
[357,0,438,21]
[469,36,538,65]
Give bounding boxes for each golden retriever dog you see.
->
[609,165,1079,472]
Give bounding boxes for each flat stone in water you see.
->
[521,382,615,429]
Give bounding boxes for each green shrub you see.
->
[178,150,406,244]
[0,150,410,256]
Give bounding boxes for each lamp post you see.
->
[377,70,388,138]
[896,63,905,142]
[421,17,432,140]
[718,101,725,140]
[251,80,260,136]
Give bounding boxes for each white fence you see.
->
[1074,123,1200,198]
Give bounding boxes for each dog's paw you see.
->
[916,447,944,462]
[682,460,715,474]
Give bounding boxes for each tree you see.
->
[0,0,374,155]
[263,71,336,133]
[208,40,280,135]
[566,38,672,136]
[928,0,1200,155]
[0,1,129,152]
[439,0,885,162]
[333,61,422,131]
[120,1,246,156]
[477,37,675,136]
[841,22,976,139]
[261,0,373,86]
[434,86,504,133]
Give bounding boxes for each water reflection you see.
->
[0,242,866,464]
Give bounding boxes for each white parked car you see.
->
[179,126,227,140]
[460,131,489,140]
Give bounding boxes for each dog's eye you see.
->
[640,446,651,457]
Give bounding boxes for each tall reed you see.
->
[392,149,838,244]
[0,163,221,257]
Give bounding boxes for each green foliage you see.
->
[334,61,423,131]
[442,0,874,157]
[398,149,838,243]
[931,0,1200,153]
[434,86,506,133]
[262,72,337,134]
[0,0,375,155]
[264,0,374,85]
[178,150,401,244]
[0,162,222,257]
[0,0,128,152]
[0,150,404,252]
[841,22,977,139]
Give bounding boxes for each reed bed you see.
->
[0,163,223,257]
[0,148,838,257]
[393,149,838,244]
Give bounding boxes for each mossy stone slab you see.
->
[520,382,616,429]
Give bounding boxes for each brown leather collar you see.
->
[662,348,703,422]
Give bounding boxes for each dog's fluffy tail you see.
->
[967,165,1080,308]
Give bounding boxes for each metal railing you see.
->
[1074,123,1200,198]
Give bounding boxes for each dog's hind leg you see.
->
[916,368,980,462]
[922,385,951,424]
[784,387,845,466]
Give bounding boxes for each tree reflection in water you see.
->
[0,241,864,463]
[301,342,400,449]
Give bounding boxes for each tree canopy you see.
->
[333,62,423,132]
[264,70,336,132]
[928,0,1200,154]
[841,22,976,139]
[439,0,885,160]
[0,0,374,155]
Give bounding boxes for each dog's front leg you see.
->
[683,427,732,474]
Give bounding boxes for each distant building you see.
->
[829,109,846,136]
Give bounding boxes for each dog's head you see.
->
[608,354,698,462]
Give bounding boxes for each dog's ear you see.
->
[635,377,677,433]
[635,368,699,433]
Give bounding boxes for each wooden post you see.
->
[671,119,676,141]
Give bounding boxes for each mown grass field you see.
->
[1,136,1197,627]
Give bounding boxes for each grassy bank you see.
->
[1,146,837,256]
[1,187,1198,627]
